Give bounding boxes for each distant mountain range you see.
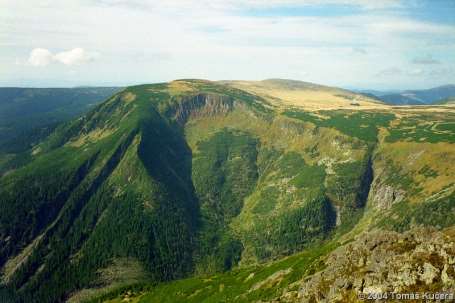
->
[359,84,455,105]
[0,87,121,153]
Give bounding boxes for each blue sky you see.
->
[1,0,454,89]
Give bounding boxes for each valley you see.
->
[0,79,454,303]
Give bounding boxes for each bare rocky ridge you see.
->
[275,227,455,302]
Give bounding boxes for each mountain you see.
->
[354,89,398,97]
[0,79,454,303]
[223,79,386,110]
[0,87,121,154]
[377,84,455,105]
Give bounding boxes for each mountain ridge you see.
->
[1,79,454,302]
[371,84,455,105]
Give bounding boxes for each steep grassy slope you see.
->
[86,226,455,303]
[88,240,339,303]
[1,79,454,303]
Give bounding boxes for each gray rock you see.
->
[276,227,455,302]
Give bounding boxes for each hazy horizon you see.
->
[0,79,454,93]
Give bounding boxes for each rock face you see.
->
[172,93,234,124]
[277,227,455,302]
[370,183,405,209]
[369,168,405,210]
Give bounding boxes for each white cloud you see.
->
[28,48,54,67]
[3,0,454,89]
[54,48,98,65]
[27,47,98,67]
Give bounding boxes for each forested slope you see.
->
[1,80,454,303]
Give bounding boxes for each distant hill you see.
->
[0,87,121,153]
[356,89,398,97]
[357,92,385,102]
[378,84,455,105]
[222,79,386,110]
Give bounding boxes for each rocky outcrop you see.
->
[370,183,405,209]
[172,93,235,125]
[368,165,406,210]
[276,227,455,302]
